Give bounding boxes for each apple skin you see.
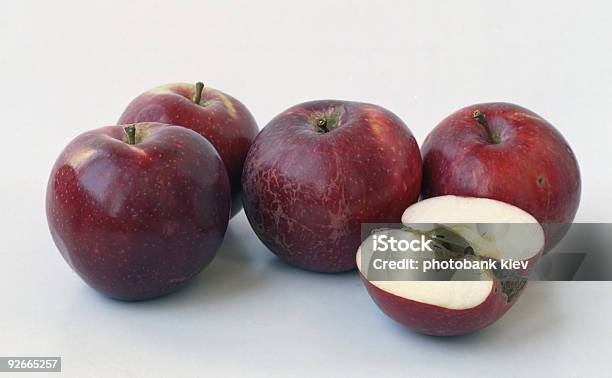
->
[242,100,422,272]
[421,103,581,250]
[360,277,519,336]
[46,122,231,300]
[118,83,259,217]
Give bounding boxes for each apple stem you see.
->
[316,119,329,133]
[124,124,136,145]
[193,82,204,104]
[472,110,500,144]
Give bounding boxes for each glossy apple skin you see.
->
[422,103,581,251]
[46,122,231,300]
[118,83,259,217]
[242,100,422,272]
[361,277,519,336]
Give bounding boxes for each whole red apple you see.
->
[421,102,581,250]
[118,82,258,217]
[46,122,231,300]
[242,100,422,272]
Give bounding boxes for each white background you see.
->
[1,1,611,377]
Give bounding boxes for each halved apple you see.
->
[357,195,544,336]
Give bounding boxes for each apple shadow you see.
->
[265,256,358,278]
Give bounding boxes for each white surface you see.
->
[1,1,611,377]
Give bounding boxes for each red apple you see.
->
[46,122,231,300]
[357,196,544,336]
[421,102,581,250]
[242,100,422,272]
[118,82,258,217]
